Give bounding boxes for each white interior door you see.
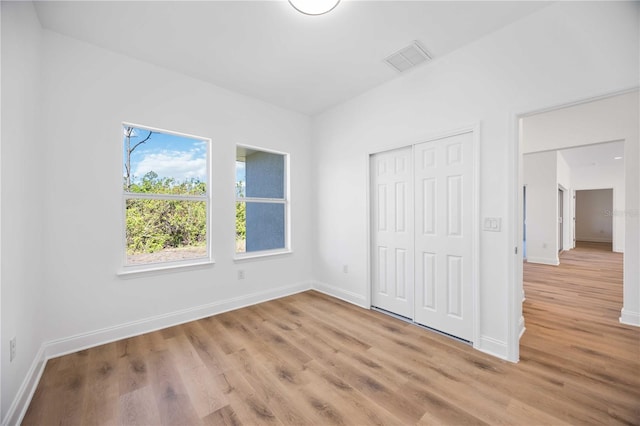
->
[370,147,413,318]
[414,132,474,341]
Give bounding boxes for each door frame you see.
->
[558,184,573,253]
[523,185,527,260]
[366,124,480,347]
[558,187,564,253]
[509,88,636,363]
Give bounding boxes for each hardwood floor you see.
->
[23,243,639,425]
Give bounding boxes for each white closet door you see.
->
[414,132,474,341]
[370,147,414,318]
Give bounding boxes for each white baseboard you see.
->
[6,279,527,425]
[518,316,526,340]
[620,308,640,327]
[2,345,46,426]
[44,281,312,359]
[525,257,559,266]
[312,281,368,309]
[6,281,312,426]
[475,335,509,361]
[576,238,613,243]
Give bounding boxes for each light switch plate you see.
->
[483,217,502,232]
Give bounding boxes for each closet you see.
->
[371,131,476,342]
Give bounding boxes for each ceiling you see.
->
[34,1,551,115]
[559,141,625,169]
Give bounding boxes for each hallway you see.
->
[522,242,639,424]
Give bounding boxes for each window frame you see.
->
[235,144,291,260]
[119,122,213,275]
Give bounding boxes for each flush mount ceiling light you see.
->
[289,0,340,16]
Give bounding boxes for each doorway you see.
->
[575,189,613,248]
[558,188,563,252]
[370,130,477,342]
[513,90,635,362]
[523,186,527,259]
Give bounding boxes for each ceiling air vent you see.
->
[384,41,432,73]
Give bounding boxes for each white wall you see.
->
[523,152,559,265]
[575,189,613,243]
[522,150,575,264]
[37,30,313,345]
[1,11,314,424]
[312,1,639,360]
[522,92,638,152]
[0,2,45,423]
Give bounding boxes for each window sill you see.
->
[117,258,215,278]
[234,249,292,262]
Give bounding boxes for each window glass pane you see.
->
[126,199,207,265]
[236,148,284,199]
[236,160,246,198]
[236,201,246,253]
[237,202,285,253]
[124,126,207,195]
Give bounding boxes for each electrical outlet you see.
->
[9,337,16,362]
[237,270,245,280]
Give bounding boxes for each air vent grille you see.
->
[384,41,432,73]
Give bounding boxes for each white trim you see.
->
[312,281,368,309]
[364,123,482,161]
[125,192,208,202]
[518,316,526,340]
[118,258,214,277]
[235,197,286,204]
[234,249,292,261]
[575,237,614,244]
[2,345,46,426]
[44,281,311,359]
[4,281,312,425]
[471,123,481,350]
[507,112,523,363]
[235,144,291,257]
[367,124,481,346]
[476,335,510,361]
[525,257,560,266]
[509,87,640,364]
[557,184,570,253]
[364,155,373,310]
[620,308,640,327]
[517,87,640,118]
[120,122,213,273]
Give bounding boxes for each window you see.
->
[122,123,211,270]
[236,146,289,257]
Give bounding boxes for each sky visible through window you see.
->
[236,161,246,185]
[124,126,207,185]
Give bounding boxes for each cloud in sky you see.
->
[133,148,207,183]
[124,126,209,184]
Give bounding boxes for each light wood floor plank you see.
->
[22,242,639,425]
